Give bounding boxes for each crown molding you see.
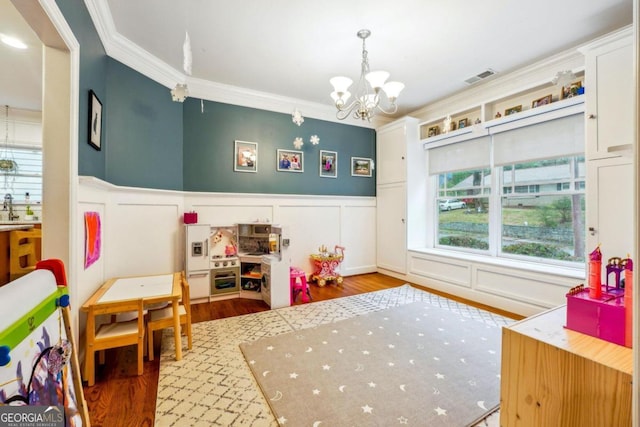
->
[82,0,374,129]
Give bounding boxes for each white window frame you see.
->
[425,100,585,268]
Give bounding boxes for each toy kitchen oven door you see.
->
[209,225,240,296]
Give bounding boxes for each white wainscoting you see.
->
[377,250,583,317]
[76,177,377,326]
[186,192,377,277]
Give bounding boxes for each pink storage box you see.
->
[565,287,627,347]
[183,212,198,224]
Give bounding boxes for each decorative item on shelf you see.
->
[532,94,553,108]
[292,108,304,126]
[458,118,468,129]
[443,115,452,134]
[552,70,576,87]
[561,80,583,99]
[504,105,522,116]
[474,118,481,124]
[293,137,304,149]
[329,29,404,121]
[495,111,502,119]
[427,125,440,137]
[310,135,320,145]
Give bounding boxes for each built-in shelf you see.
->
[422,95,585,148]
[420,71,585,143]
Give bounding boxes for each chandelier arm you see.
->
[374,102,399,115]
[335,100,360,120]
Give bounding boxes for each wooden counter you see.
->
[500,305,632,426]
[0,223,41,286]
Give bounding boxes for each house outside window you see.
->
[429,111,585,266]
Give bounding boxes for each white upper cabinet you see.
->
[582,29,633,160]
[376,120,409,185]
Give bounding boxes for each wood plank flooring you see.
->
[81,272,520,426]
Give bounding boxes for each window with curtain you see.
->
[429,112,585,265]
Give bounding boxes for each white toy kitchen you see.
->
[184,222,291,308]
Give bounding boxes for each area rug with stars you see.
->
[155,284,510,426]
[240,297,504,426]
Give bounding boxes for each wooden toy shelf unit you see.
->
[419,70,585,144]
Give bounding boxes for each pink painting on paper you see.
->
[84,211,101,269]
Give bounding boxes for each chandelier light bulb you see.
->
[382,81,405,100]
[365,71,389,90]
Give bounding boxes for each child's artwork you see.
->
[84,211,101,269]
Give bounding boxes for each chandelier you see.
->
[330,29,404,121]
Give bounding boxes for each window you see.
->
[428,111,585,265]
[0,146,43,204]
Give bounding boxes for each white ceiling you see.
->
[1,0,634,117]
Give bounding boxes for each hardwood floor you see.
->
[81,273,520,426]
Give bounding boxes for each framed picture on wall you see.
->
[319,150,337,178]
[88,90,102,150]
[234,140,258,173]
[277,149,303,172]
[351,157,373,177]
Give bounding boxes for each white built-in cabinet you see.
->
[376,117,424,274]
[581,28,635,259]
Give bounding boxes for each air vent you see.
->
[464,68,497,85]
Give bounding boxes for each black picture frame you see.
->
[88,90,102,151]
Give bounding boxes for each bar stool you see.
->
[10,228,42,281]
[290,267,311,304]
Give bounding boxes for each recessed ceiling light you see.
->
[1,34,28,49]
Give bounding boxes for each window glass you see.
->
[0,146,43,203]
[500,156,585,263]
[437,168,490,251]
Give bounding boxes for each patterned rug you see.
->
[240,301,503,426]
[155,284,511,426]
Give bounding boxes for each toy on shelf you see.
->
[566,246,633,348]
[310,245,345,287]
[588,245,602,298]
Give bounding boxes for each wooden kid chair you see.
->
[146,273,192,361]
[9,228,41,281]
[84,298,145,386]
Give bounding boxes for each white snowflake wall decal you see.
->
[293,137,304,149]
[292,109,304,126]
[310,135,320,145]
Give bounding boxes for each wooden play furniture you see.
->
[81,272,184,385]
[147,273,192,361]
[290,267,311,304]
[500,304,632,426]
[310,245,344,286]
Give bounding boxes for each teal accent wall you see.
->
[183,99,376,196]
[56,0,107,179]
[105,58,183,190]
[58,0,376,196]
